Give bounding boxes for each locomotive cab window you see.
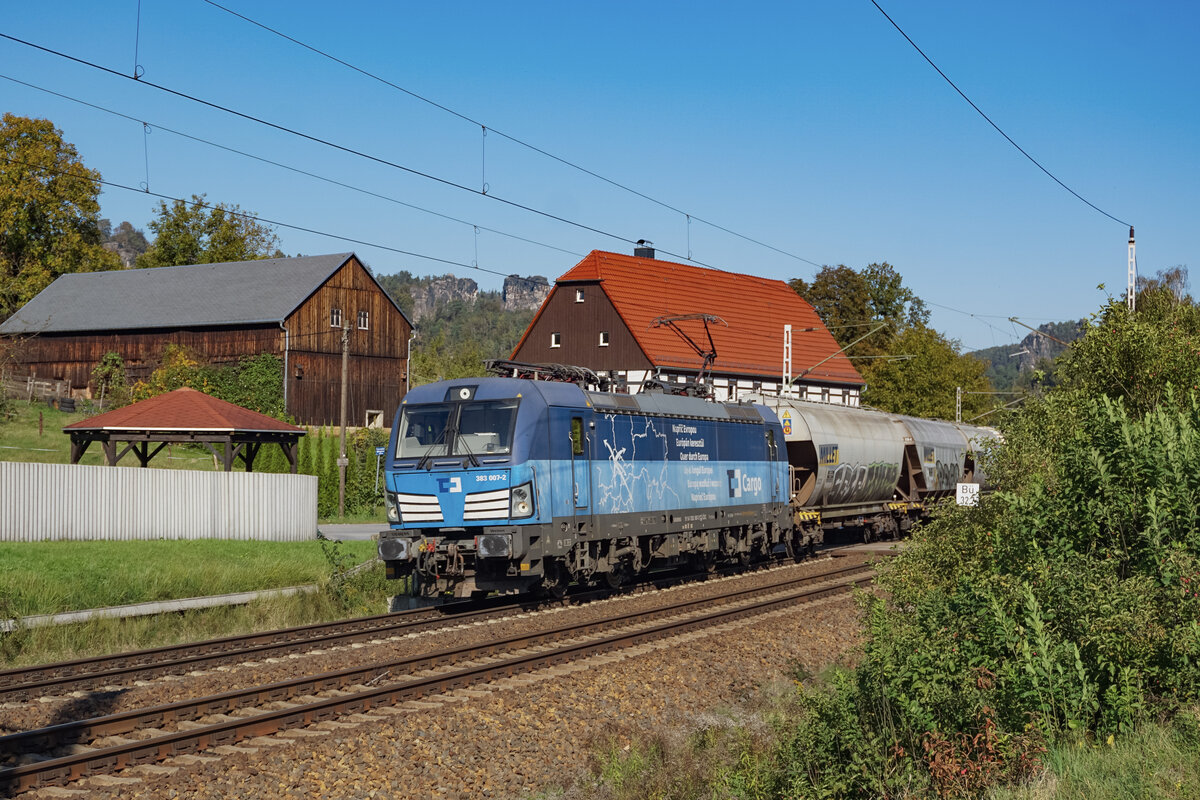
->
[397,403,452,458]
[570,417,584,455]
[396,399,519,459]
[454,399,518,455]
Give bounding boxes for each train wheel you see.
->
[604,564,629,590]
[541,561,570,599]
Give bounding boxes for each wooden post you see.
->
[338,319,350,518]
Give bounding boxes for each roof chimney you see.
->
[634,239,655,259]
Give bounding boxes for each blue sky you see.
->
[2,1,1196,351]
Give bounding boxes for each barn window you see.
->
[330,308,342,328]
[358,310,369,330]
[599,331,610,347]
[575,289,585,303]
[550,332,561,348]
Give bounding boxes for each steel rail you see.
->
[0,594,538,701]
[0,564,875,793]
[0,554,852,701]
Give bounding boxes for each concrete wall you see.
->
[0,462,317,542]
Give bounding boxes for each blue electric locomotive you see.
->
[377,377,792,598]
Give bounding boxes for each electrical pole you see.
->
[782,324,793,398]
[1127,226,1137,312]
[338,318,350,518]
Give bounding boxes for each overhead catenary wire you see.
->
[0,74,583,261]
[0,153,553,289]
[868,0,1130,228]
[199,0,824,269]
[0,32,720,271]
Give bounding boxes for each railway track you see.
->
[0,596,516,703]
[0,549,866,703]
[0,559,877,795]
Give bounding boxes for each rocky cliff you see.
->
[970,319,1087,391]
[502,275,550,312]
[409,276,479,322]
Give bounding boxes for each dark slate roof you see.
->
[0,253,407,335]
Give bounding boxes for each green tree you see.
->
[0,113,120,319]
[100,219,150,256]
[409,331,488,385]
[792,262,988,417]
[91,351,131,410]
[791,262,928,357]
[1059,287,1200,417]
[860,324,991,419]
[137,194,281,269]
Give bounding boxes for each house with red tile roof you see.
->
[511,248,865,405]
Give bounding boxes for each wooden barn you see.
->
[0,253,412,426]
[511,247,865,404]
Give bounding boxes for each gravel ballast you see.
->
[24,577,870,799]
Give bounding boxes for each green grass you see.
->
[0,554,396,669]
[0,539,378,617]
[0,400,233,469]
[991,712,1200,800]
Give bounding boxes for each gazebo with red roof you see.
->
[63,388,306,472]
[511,248,865,405]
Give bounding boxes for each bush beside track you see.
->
[582,292,1200,799]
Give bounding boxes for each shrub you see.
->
[773,296,1200,798]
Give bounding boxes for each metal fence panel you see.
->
[0,462,318,542]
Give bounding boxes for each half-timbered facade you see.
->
[0,253,412,425]
[512,249,865,405]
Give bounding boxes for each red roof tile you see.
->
[63,388,305,433]
[518,251,863,386]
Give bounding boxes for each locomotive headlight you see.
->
[384,491,400,523]
[378,535,409,561]
[510,482,534,519]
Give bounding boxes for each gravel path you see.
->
[24,579,869,799]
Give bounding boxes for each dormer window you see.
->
[550,332,562,348]
[330,308,342,328]
[575,289,585,303]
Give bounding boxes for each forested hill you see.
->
[970,319,1087,391]
[375,270,550,384]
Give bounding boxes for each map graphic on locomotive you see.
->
[377,375,998,600]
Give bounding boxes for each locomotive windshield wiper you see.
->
[416,420,452,471]
[455,434,481,468]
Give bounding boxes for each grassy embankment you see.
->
[1,401,394,666]
[0,538,392,668]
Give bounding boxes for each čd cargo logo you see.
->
[727,469,763,498]
[436,477,463,493]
